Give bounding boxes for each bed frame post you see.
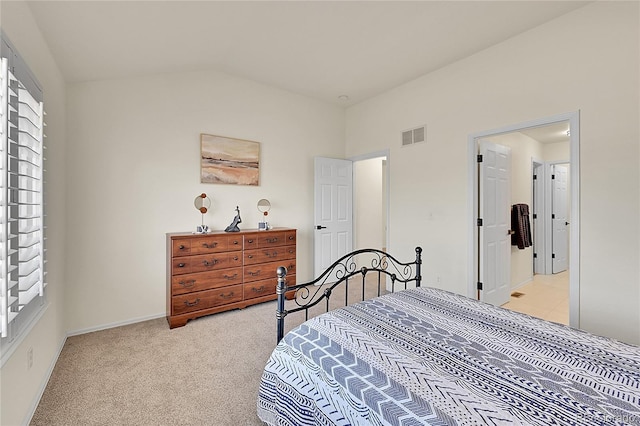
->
[276,266,288,344]
[415,246,422,288]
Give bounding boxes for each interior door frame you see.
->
[468,111,580,328]
[532,159,545,274]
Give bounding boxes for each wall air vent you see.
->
[401,125,426,147]
[402,130,413,146]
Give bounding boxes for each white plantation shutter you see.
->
[1,34,47,361]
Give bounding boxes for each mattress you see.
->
[257,287,640,425]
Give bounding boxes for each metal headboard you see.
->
[276,247,422,343]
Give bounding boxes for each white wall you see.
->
[543,141,570,162]
[65,70,345,333]
[345,2,640,344]
[0,2,68,425]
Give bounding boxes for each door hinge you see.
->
[477,154,483,163]
[477,282,483,290]
[551,174,556,179]
[552,253,556,259]
[533,174,537,180]
[533,253,537,258]
[552,214,555,219]
[477,218,483,226]
[533,213,537,219]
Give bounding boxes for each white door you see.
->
[552,164,569,273]
[479,141,511,306]
[532,163,545,274]
[314,157,353,279]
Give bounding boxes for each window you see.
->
[0,33,47,364]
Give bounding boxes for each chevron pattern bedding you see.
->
[257,287,640,425]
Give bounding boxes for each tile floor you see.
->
[501,271,569,325]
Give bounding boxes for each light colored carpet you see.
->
[30,277,388,425]
[30,300,295,426]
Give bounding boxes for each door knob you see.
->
[316,225,327,230]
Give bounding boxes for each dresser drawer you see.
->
[244,274,297,300]
[172,239,192,257]
[243,279,275,300]
[244,259,296,283]
[173,252,242,275]
[243,231,288,249]
[243,234,259,249]
[172,285,243,315]
[285,230,296,245]
[244,245,295,266]
[190,236,230,254]
[257,231,287,247]
[171,268,243,295]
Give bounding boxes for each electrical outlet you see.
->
[27,347,33,370]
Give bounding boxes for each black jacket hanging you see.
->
[511,204,532,249]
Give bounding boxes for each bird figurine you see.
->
[225,206,242,232]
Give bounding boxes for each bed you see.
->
[257,248,640,425]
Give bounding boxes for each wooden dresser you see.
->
[166,228,296,328]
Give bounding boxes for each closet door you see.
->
[552,165,569,274]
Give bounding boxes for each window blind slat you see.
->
[17,87,40,116]
[18,267,39,290]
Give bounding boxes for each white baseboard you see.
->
[512,276,533,290]
[66,312,166,337]
[23,333,67,426]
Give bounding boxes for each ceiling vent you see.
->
[401,125,426,147]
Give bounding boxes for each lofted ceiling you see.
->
[25,1,589,107]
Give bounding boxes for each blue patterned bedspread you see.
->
[257,287,640,425]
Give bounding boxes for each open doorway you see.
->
[482,130,571,324]
[313,151,389,280]
[468,112,580,328]
[351,150,389,254]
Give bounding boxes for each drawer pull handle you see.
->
[179,245,186,250]
[220,292,235,300]
[253,286,266,293]
[233,256,239,261]
[248,270,261,276]
[248,255,253,259]
[179,280,195,288]
[184,298,200,307]
[233,240,239,245]
[267,237,278,243]
[223,273,238,280]
[178,263,186,268]
[203,259,219,267]
[266,251,277,257]
[247,239,254,243]
[203,242,218,248]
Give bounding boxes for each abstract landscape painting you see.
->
[200,134,260,185]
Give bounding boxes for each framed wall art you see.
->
[200,134,260,185]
